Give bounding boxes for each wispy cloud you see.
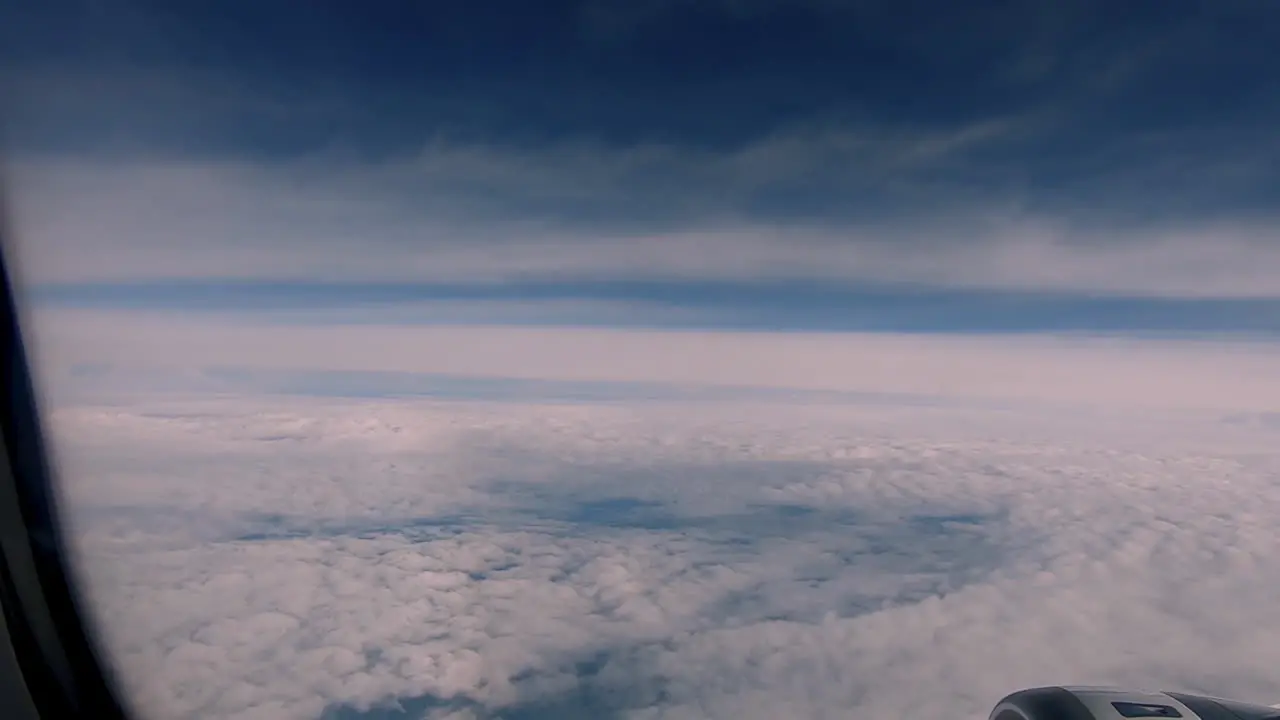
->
[8,151,1280,299]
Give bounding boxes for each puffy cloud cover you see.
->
[44,371,1280,720]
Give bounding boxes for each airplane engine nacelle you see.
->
[991,686,1280,720]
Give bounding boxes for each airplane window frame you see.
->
[0,198,132,718]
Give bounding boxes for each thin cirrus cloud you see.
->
[7,140,1280,300]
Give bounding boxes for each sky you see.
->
[5,3,1280,720]
[2,0,1280,331]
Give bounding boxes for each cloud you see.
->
[6,6,1280,714]
[26,315,1280,413]
[7,146,1280,297]
[4,2,1279,299]
[42,383,1280,720]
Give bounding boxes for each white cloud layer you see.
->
[44,388,1280,720]
[28,312,1280,414]
[6,154,1280,297]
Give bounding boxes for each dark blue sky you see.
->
[4,0,1280,330]
[4,2,1275,148]
[5,0,1278,216]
